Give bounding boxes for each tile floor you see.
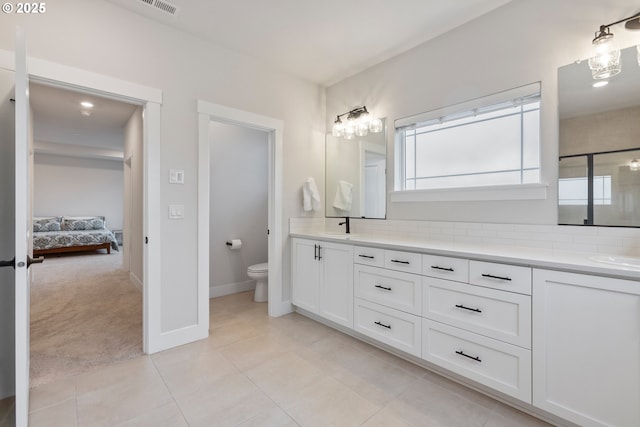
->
[28,291,552,426]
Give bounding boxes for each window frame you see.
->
[392,82,548,202]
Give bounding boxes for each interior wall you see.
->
[123,107,143,285]
[0,0,325,332]
[209,121,268,295]
[33,153,124,229]
[325,0,640,225]
[0,69,15,399]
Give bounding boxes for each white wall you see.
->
[326,0,640,225]
[33,153,124,229]
[0,69,15,400]
[0,0,324,332]
[123,107,143,285]
[209,121,268,295]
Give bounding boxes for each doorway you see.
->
[28,83,144,386]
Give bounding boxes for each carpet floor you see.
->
[29,250,142,388]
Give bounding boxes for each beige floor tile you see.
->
[114,402,188,427]
[360,407,414,427]
[29,376,76,413]
[74,356,157,396]
[484,402,553,427]
[220,334,292,372]
[235,406,298,427]
[175,373,276,427]
[281,377,381,427]
[384,375,494,427]
[207,319,265,349]
[0,397,15,427]
[152,343,239,398]
[245,351,326,406]
[28,399,77,427]
[76,359,172,426]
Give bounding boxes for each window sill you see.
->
[390,183,548,203]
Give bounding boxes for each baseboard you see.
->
[130,272,143,291]
[209,280,255,298]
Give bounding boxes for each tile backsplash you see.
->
[290,217,640,257]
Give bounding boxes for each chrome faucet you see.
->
[339,217,350,234]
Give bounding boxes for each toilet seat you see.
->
[248,262,268,273]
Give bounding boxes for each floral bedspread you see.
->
[33,229,119,252]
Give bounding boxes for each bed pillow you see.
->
[62,217,105,231]
[33,217,62,232]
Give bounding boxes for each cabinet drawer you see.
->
[355,298,421,357]
[422,319,531,403]
[423,278,531,348]
[422,254,469,283]
[354,265,422,315]
[469,261,531,295]
[384,250,422,274]
[354,246,385,268]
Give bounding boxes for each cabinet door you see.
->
[319,241,354,328]
[291,238,320,314]
[533,269,640,427]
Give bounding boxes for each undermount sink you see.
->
[589,255,640,269]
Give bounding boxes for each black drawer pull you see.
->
[374,321,391,329]
[314,244,318,260]
[431,265,454,272]
[456,350,481,363]
[391,259,410,264]
[375,284,392,291]
[359,254,375,259]
[455,304,482,313]
[481,273,511,281]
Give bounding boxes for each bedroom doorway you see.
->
[28,83,146,386]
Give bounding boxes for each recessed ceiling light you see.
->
[592,80,609,88]
[80,101,94,108]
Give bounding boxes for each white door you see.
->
[14,26,36,427]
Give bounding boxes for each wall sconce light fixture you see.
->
[332,106,382,140]
[589,12,640,80]
[630,158,640,171]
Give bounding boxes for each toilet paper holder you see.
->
[226,239,243,250]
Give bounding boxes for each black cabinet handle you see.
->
[431,265,454,272]
[358,254,375,259]
[455,304,482,313]
[314,244,318,260]
[455,350,481,362]
[375,284,392,291]
[391,259,410,264]
[481,273,511,281]
[317,245,322,260]
[374,321,391,329]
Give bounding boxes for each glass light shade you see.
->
[356,121,369,137]
[588,48,621,79]
[332,120,344,137]
[368,117,383,132]
[631,159,640,172]
[344,124,356,140]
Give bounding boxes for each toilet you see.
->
[247,262,268,302]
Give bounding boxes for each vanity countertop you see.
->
[290,231,640,281]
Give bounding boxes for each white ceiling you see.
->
[30,83,139,153]
[106,0,512,86]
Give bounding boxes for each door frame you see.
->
[0,49,165,354]
[197,100,289,317]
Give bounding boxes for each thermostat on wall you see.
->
[169,169,184,184]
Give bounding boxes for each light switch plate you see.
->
[169,169,184,184]
[168,204,184,219]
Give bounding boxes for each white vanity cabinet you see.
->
[532,269,640,427]
[422,258,532,402]
[291,238,354,328]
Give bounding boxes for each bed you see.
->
[32,216,119,256]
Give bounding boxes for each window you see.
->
[558,176,612,205]
[396,83,541,192]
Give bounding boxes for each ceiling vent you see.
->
[136,0,179,17]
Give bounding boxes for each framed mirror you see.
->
[325,118,386,219]
[558,45,640,227]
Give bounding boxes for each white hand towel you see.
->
[302,177,321,212]
[332,180,353,212]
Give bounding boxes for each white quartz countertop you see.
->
[290,231,640,281]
